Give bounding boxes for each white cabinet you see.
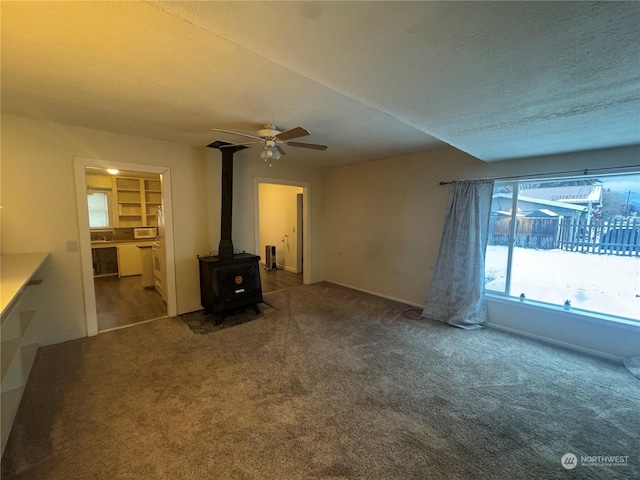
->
[117,244,143,277]
[86,173,113,189]
[139,246,154,287]
[115,176,162,228]
[115,177,143,227]
[143,179,162,227]
[1,252,48,455]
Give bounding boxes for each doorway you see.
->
[74,157,178,336]
[258,183,303,273]
[254,177,312,288]
[88,168,166,331]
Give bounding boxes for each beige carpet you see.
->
[2,282,638,479]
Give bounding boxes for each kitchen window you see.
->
[87,192,110,228]
[485,173,640,321]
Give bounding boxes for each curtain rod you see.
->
[438,164,640,185]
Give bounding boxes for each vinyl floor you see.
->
[259,266,303,293]
[95,275,167,331]
[94,268,298,332]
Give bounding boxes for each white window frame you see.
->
[87,191,111,228]
[487,175,639,322]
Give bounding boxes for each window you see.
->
[87,192,110,228]
[485,173,640,321]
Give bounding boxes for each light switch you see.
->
[67,240,78,252]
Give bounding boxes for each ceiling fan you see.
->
[211,124,327,164]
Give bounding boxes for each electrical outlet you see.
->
[67,240,78,252]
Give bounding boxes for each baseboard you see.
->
[486,322,624,363]
[325,280,423,309]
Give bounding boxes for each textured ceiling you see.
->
[2,1,639,166]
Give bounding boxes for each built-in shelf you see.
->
[113,176,162,228]
[1,339,21,380]
[1,388,24,446]
[21,344,39,379]
[0,252,48,457]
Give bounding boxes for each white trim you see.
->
[73,157,178,337]
[74,162,98,336]
[98,315,168,334]
[254,177,312,285]
[325,280,423,308]
[486,322,623,362]
[487,294,640,330]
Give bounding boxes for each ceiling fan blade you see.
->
[276,145,286,156]
[211,128,263,141]
[219,141,262,147]
[287,141,328,151]
[276,127,310,141]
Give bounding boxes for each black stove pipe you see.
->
[207,141,247,260]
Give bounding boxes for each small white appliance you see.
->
[134,227,157,239]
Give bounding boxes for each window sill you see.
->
[486,293,640,331]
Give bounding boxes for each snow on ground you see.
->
[485,245,640,320]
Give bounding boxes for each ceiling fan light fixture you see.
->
[260,144,281,163]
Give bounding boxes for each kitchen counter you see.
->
[0,252,49,318]
[91,240,155,248]
[91,241,154,277]
[0,252,49,454]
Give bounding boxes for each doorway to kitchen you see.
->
[254,177,311,293]
[74,158,177,336]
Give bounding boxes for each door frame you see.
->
[253,177,311,285]
[296,193,303,273]
[74,157,178,336]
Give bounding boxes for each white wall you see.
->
[1,114,325,346]
[258,184,303,272]
[1,115,211,344]
[324,144,640,359]
[324,146,484,305]
[487,298,640,361]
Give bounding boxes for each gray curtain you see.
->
[422,179,495,329]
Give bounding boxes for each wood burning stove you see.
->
[199,141,263,322]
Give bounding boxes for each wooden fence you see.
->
[558,217,639,256]
[488,216,640,256]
